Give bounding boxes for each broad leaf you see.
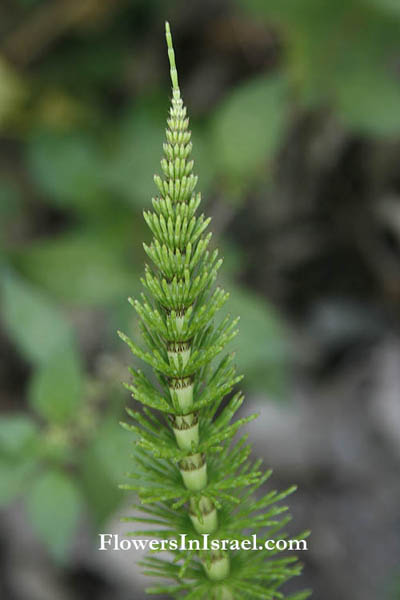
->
[14,229,136,306]
[1,273,74,365]
[29,346,83,424]
[27,130,105,211]
[211,75,288,181]
[81,418,132,524]
[221,283,288,396]
[0,457,38,506]
[26,469,83,561]
[0,414,38,456]
[106,106,165,208]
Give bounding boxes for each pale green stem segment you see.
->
[211,585,234,600]
[189,496,218,534]
[173,413,199,451]
[164,21,231,587]
[179,452,207,490]
[203,554,231,581]
[169,378,194,412]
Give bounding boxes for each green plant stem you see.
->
[165,20,228,578]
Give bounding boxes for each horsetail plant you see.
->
[117,22,310,600]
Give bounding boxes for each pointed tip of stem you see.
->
[165,20,179,92]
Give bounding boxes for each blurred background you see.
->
[1,0,400,598]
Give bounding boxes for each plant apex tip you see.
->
[165,21,179,91]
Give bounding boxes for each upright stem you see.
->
[164,20,230,583]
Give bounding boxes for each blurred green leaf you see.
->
[211,75,288,181]
[14,229,136,306]
[81,418,132,523]
[0,458,38,506]
[238,0,400,135]
[29,346,83,424]
[190,124,217,192]
[87,418,132,485]
[222,283,288,396]
[334,54,400,136]
[237,0,356,108]
[1,272,74,365]
[106,106,165,207]
[326,4,400,135]
[80,452,121,525]
[27,130,106,212]
[26,469,83,560]
[0,414,38,456]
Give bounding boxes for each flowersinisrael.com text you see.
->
[99,533,308,552]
